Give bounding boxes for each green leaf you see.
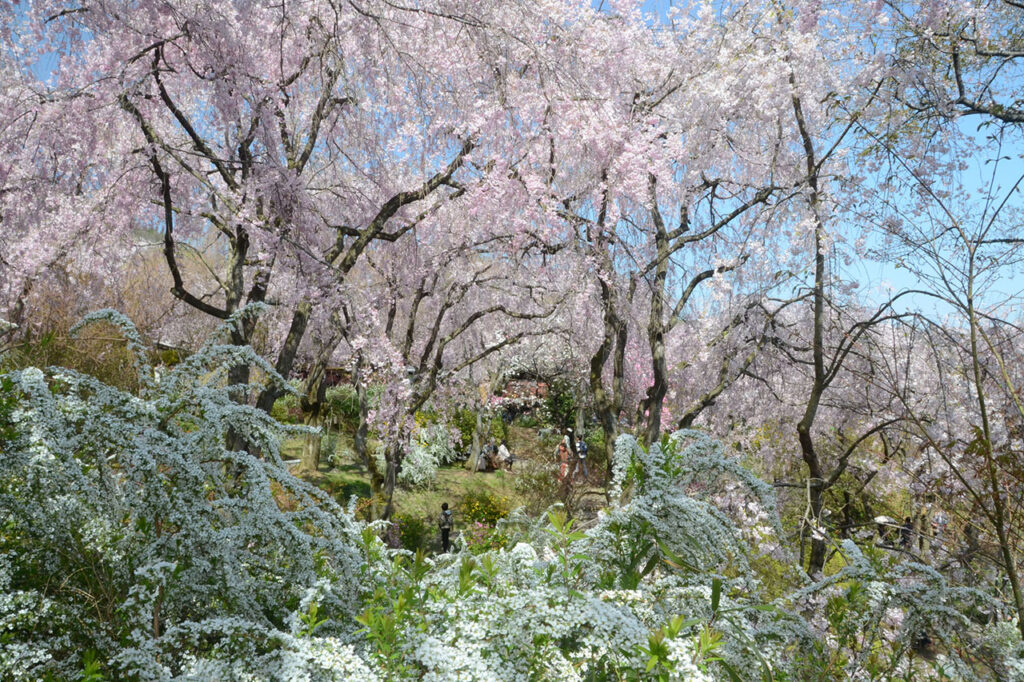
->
[719,660,743,682]
[657,540,697,573]
[667,615,700,637]
[711,577,721,613]
[640,551,660,580]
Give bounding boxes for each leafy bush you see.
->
[584,425,606,473]
[459,488,512,525]
[325,384,363,425]
[353,494,390,522]
[513,461,562,515]
[488,414,508,444]
[399,424,460,487]
[462,521,513,553]
[453,407,477,448]
[272,382,371,429]
[271,381,304,423]
[0,376,15,444]
[544,380,576,430]
[392,514,432,553]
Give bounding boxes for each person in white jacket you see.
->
[497,441,513,470]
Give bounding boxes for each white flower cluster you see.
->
[664,636,713,682]
[0,554,62,677]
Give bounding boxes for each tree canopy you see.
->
[2,0,1024,679]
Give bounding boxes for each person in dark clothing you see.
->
[900,516,914,550]
[573,436,589,480]
[481,440,496,471]
[438,502,454,553]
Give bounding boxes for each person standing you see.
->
[557,441,569,481]
[900,516,914,550]
[573,436,589,480]
[481,439,496,471]
[438,502,454,552]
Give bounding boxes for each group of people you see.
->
[479,440,514,471]
[556,429,588,482]
[474,428,590,485]
[437,429,590,554]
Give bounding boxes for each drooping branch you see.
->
[329,139,474,273]
[119,93,230,319]
[153,47,239,192]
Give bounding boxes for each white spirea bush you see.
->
[787,539,1024,680]
[348,431,811,680]
[0,311,371,680]
[3,314,1022,680]
[398,423,459,487]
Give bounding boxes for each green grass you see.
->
[284,425,551,523]
[399,465,522,522]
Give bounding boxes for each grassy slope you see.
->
[285,425,565,524]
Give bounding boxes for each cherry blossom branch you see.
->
[153,46,239,191]
[119,93,230,319]
[332,138,474,273]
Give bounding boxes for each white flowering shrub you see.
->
[354,430,1024,680]
[351,431,812,681]
[981,620,1024,681]
[0,311,370,680]
[3,315,1020,680]
[787,539,1024,680]
[397,423,459,487]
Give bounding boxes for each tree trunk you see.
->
[255,301,312,414]
[799,422,827,576]
[225,322,254,465]
[589,282,623,484]
[807,485,827,575]
[643,180,670,447]
[793,91,829,578]
[354,357,370,468]
[644,327,668,447]
[381,442,400,520]
[967,288,1024,637]
[468,405,484,472]
[299,370,328,472]
[916,507,932,561]
[352,356,382,517]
